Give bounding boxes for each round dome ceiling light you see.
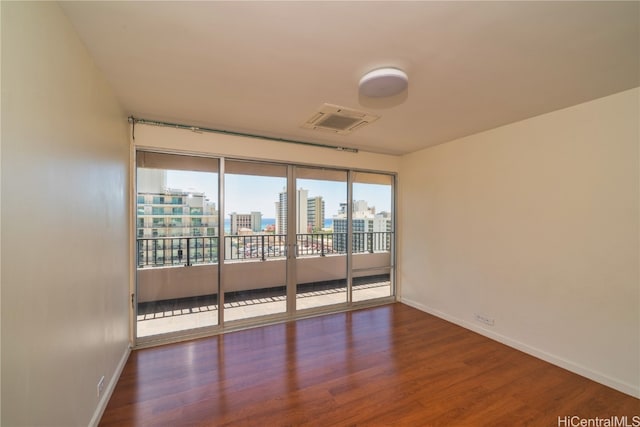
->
[359,67,408,98]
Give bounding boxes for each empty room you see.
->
[1,1,639,426]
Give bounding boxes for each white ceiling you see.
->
[61,1,639,155]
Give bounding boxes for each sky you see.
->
[166,171,392,218]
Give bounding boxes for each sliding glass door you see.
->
[295,167,348,310]
[136,152,219,339]
[222,160,288,322]
[351,172,394,302]
[135,150,395,343]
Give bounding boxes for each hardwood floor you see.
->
[100,303,639,426]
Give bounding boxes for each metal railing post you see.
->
[153,239,158,265]
[186,237,191,266]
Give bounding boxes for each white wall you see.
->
[1,3,131,426]
[0,2,3,420]
[399,88,640,397]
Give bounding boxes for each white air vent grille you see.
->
[302,104,379,135]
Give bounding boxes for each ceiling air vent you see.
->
[302,104,379,135]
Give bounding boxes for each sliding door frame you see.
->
[133,149,396,348]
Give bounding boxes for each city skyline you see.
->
[166,170,392,219]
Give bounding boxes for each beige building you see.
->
[307,196,325,232]
[229,211,262,234]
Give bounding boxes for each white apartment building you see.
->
[333,201,391,252]
[136,169,218,238]
[275,188,309,235]
[137,191,218,238]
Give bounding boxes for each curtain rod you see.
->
[128,116,359,153]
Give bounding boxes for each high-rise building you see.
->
[336,200,375,216]
[137,168,167,194]
[307,196,325,232]
[229,211,262,234]
[332,200,390,252]
[353,200,372,215]
[136,169,218,239]
[275,188,308,235]
[275,196,285,235]
[137,191,218,238]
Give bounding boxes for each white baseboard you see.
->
[89,344,132,427]
[399,297,640,399]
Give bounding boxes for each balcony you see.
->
[136,232,393,337]
[137,275,391,336]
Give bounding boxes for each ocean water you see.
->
[224,218,332,232]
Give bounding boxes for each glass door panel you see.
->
[295,167,348,310]
[223,160,287,322]
[136,152,219,339]
[351,172,394,302]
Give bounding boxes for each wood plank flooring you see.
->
[100,303,639,426]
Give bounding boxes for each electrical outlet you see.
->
[97,376,105,397]
[474,313,495,327]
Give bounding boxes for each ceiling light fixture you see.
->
[359,67,408,98]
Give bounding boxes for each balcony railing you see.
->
[137,236,218,268]
[137,223,211,228]
[137,232,393,268]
